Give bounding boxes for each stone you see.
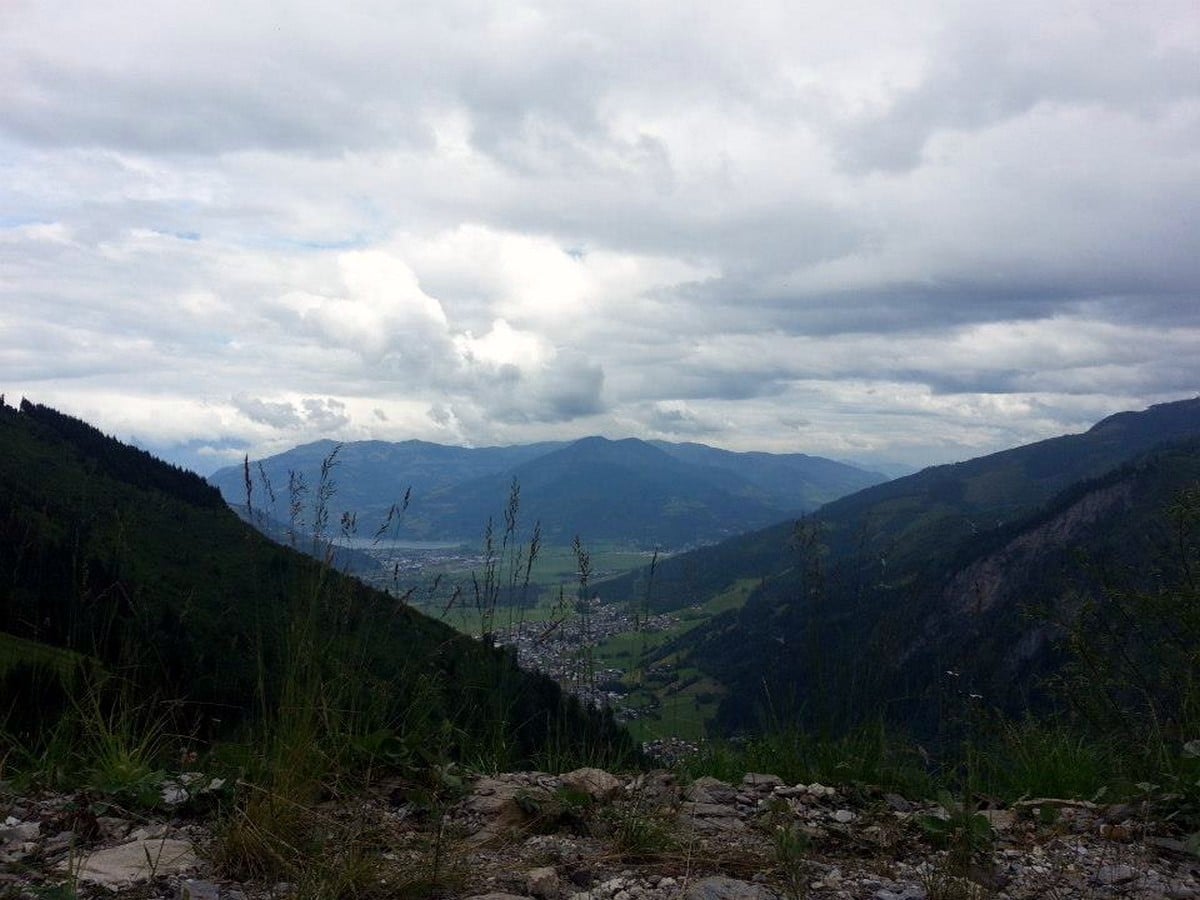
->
[129,823,169,841]
[178,879,222,900]
[63,838,199,888]
[467,778,550,833]
[463,894,534,900]
[884,793,914,812]
[42,830,75,855]
[0,822,39,843]
[831,809,855,824]
[686,777,737,804]
[742,773,783,790]
[684,801,741,818]
[873,887,927,900]
[979,809,1016,831]
[1166,882,1200,899]
[560,768,621,802]
[685,875,778,900]
[1094,864,1138,886]
[526,866,560,899]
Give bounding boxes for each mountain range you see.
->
[597,397,1200,736]
[8,394,1198,753]
[208,436,885,547]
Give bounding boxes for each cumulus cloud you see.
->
[1,0,1197,473]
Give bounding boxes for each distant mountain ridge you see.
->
[209,435,885,547]
[597,396,1200,735]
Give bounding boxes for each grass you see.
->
[0,632,86,677]
[681,722,936,798]
[976,717,1114,801]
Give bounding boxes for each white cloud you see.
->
[0,0,1197,474]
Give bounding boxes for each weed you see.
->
[920,869,989,900]
[604,805,677,861]
[980,717,1112,801]
[772,822,811,899]
[918,790,995,877]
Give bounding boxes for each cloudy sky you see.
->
[2,0,1198,475]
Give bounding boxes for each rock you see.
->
[1166,882,1200,899]
[179,879,222,900]
[742,773,783,790]
[560,768,621,802]
[465,894,535,900]
[97,816,133,841]
[62,838,199,888]
[1094,864,1138,886]
[42,830,75,855]
[685,875,778,900]
[873,887,926,900]
[979,809,1016,831]
[686,777,737,804]
[129,823,170,841]
[1098,822,1131,841]
[466,778,550,834]
[884,793,914,812]
[0,821,39,843]
[684,801,740,818]
[831,809,855,824]
[526,866,560,899]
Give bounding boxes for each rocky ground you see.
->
[3,768,1199,899]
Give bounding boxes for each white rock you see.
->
[62,839,198,887]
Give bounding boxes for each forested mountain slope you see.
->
[0,400,628,761]
[598,398,1200,735]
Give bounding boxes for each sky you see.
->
[2,1,1198,476]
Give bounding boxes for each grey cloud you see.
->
[833,6,1200,173]
[642,403,720,437]
[458,352,606,425]
[2,1,1198,470]
[234,397,303,428]
[301,397,350,431]
[233,395,350,431]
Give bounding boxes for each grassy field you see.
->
[590,577,761,741]
[408,541,657,634]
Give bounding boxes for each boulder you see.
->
[686,777,737,804]
[560,768,621,802]
[526,865,560,899]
